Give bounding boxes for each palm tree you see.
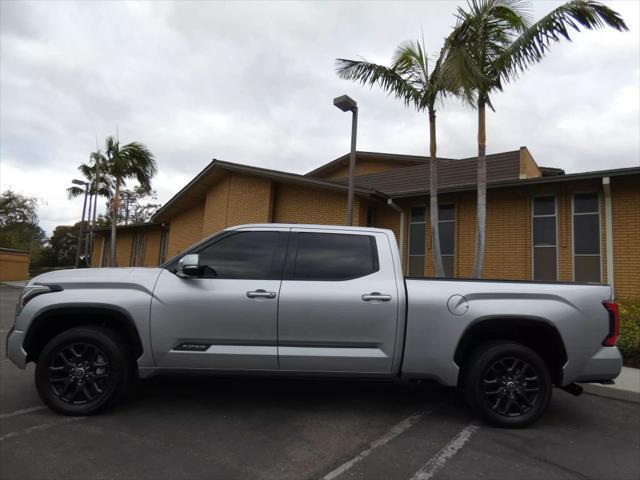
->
[67,150,113,260]
[443,0,627,278]
[336,39,457,277]
[102,135,156,266]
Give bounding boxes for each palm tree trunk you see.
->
[472,100,487,279]
[429,109,445,278]
[90,186,98,261]
[110,178,120,267]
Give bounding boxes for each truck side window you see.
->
[291,233,379,281]
[197,231,286,280]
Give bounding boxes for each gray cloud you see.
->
[1,0,638,234]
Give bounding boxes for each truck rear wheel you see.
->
[462,341,552,428]
[35,326,133,416]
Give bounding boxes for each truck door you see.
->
[150,228,288,370]
[277,229,400,373]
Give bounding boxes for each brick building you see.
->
[92,147,640,299]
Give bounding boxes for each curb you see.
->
[581,383,640,404]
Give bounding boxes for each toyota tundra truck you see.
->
[5,224,622,427]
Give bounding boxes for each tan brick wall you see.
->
[91,236,104,267]
[143,227,162,267]
[519,147,541,179]
[612,175,640,299]
[167,202,205,257]
[273,183,349,225]
[201,173,273,237]
[321,159,420,180]
[0,250,30,281]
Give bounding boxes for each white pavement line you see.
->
[0,406,47,419]
[321,410,430,480]
[0,416,86,442]
[410,423,480,480]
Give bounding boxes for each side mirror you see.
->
[177,254,201,278]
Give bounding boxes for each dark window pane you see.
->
[574,193,599,214]
[199,231,284,279]
[366,207,376,227]
[411,207,425,223]
[574,214,600,254]
[575,255,601,283]
[439,222,455,255]
[439,204,455,221]
[533,196,555,216]
[409,256,424,277]
[294,233,377,280]
[533,216,556,246]
[534,247,557,281]
[409,223,425,255]
[442,255,454,278]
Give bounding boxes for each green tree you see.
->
[37,223,80,267]
[443,0,627,278]
[102,135,157,266]
[336,39,458,277]
[0,189,45,252]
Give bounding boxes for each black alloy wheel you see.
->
[481,356,541,417]
[48,342,111,405]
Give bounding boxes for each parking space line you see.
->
[409,423,480,480]
[0,406,47,419]
[0,416,86,442]
[321,408,435,480]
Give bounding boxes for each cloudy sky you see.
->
[1,0,638,234]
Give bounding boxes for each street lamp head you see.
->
[333,95,357,112]
[72,179,88,186]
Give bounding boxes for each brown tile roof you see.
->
[333,150,521,196]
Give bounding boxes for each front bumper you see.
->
[5,327,27,369]
[573,346,623,383]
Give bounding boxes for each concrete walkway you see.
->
[581,366,640,403]
[0,281,27,288]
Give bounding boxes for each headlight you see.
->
[16,284,62,315]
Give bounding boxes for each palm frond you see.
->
[498,0,628,80]
[335,58,423,110]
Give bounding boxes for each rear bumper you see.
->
[572,346,623,383]
[5,328,27,369]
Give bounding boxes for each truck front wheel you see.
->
[35,326,133,416]
[462,341,552,428]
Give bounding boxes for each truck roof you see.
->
[226,223,393,234]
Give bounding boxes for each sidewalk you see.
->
[0,280,27,288]
[581,366,640,403]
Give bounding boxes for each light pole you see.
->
[334,95,358,226]
[72,179,89,268]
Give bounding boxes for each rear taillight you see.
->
[602,301,620,346]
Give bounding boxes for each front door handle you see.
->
[247,289,276,299]
[362,292,392,302]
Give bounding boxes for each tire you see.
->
[462,341,552,428]
[35,326,133,416]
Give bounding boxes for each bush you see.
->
[618,299,640,368]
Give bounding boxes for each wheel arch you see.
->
[24,306,144,363]
[454,315,568,385]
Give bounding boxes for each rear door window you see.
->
[289,232,379,281]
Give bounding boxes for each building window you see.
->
[130,232,147,267]
[366,206,376,227]
[408,206,425,276]
[573,193,601,282]
[439,204,455,277]
[532,196,557,281]
[159,227,169,264]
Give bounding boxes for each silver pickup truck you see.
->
[6,224,622,427]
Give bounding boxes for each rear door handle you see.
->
[362,292,392,302]
[247,289,276,299]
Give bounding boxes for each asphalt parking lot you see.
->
[1,285,639,480]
